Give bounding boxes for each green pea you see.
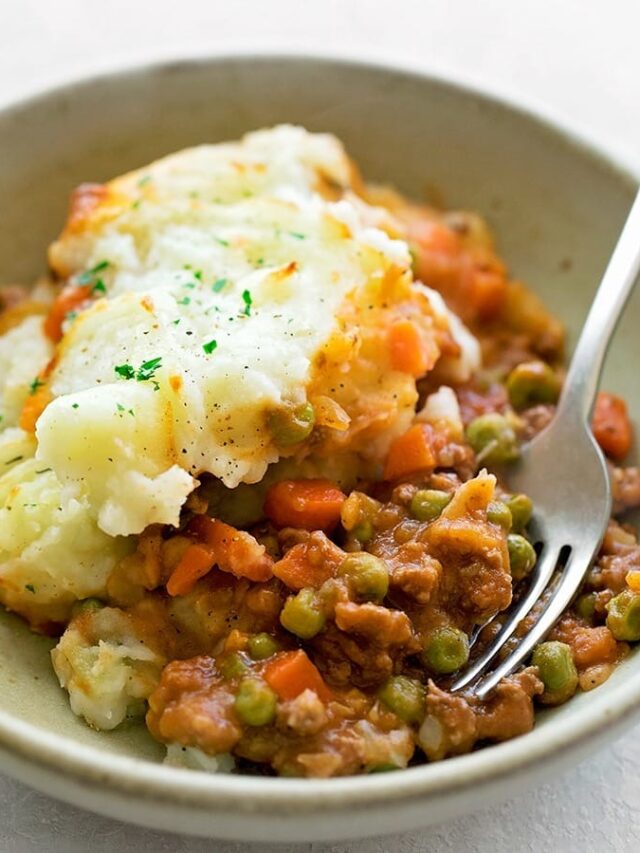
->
[378,675,425,724]
[531,641,578,703]
[423,627,470,674]
[71,597,104,618]
[268,402,315,447]
[506,494,534,532]
[219,651,250,681]
[410,489,452,522]
[351,519,374,545]
[466,413,519,465]
[507,534,537,580]
[338,553,389,602]
[248,633,281,661]
[575,592,597,622]
[506,361,561,411]
[234,678,277,727]
[486,500,512,530]
[606,589,640,641]
[280,588,326,639]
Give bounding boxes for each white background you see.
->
[0,1,639,850]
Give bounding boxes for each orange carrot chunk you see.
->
[383,423,436,481]
[263,650,333,702]
[388,319,431,377]
[264,479,346,532]
[272,538,342,591]
[19,376,52,433]
[592,392,632,460]
[166,543,216,597]
[188,516,273,582]
[43,284,92,342]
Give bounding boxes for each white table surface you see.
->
[1,1,639,850]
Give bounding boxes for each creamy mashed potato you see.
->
[33,126,475,537]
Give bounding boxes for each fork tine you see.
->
[472,547,592,700]
[450,540,561,692]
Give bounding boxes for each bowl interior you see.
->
[0,56,637,767]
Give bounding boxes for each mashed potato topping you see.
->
[33,126,476,537]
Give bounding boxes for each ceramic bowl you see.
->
[0,54,638,843]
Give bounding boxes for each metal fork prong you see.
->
[450,541,561,692]
[472,548,590,700]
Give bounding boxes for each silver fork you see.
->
[451,188,640,700]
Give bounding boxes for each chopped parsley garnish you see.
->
[114,363,136,380]
[289,231,306,240]
[202,339,218,355]
[138,175,152,187]
[78,260,110,285]
[212,278,228,293]
[172,318,181,325]
[137,357,162,382]
[215,237,230,247]
[5,455,23,465]
[177,296,191,306]
[71,403,80,409]
[116,403,135,416]
[114,357,162,389]
[91,279,107,295]
[29,377,45,396]
[193,270,203,281]
[25,584,35,594]
[241,289,253,316]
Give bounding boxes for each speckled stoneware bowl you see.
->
[0,54,638,843]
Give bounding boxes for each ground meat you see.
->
[419,668,542,761]
[456,382,508,425]
[518,404,555,441]
[611,465,640,513]
[312,626,398,688]
[334,601,415,646]
[277,689,328,736]
[390,553,443,604]
[147,656,241,754]
[550,616,622,671]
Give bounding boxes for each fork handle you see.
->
[557,187,640,424]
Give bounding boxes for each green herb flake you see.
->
[241,289,253,317]
[92,279,107,295]
[137,357,162,382]
[29,377,45,396]
[177,296,191,306]
[193,270,203,281]
[71,403,80,409]
[114,363,135,380]
[78,260,110,285]
[203,339,218,355]
[289,231,306,240]
[212,278,228,293]
[25,584,35,594]
[215,237,230,247]
[138,175,152,187]
[172,318,181,325]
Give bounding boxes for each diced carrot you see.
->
[383,423,436,481]
[592,392,632,460]
[411,220,460,255]
[263,479,346,532]
[272,536,343,591]
[626,571,640,593]
[388,320,431,377]
[263,650,333,702]
[188,516,273,582]
[43,284,92,342]
[19,378,52,433]
[469,267,508,320]
[166,543,216,597]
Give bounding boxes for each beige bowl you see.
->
[0,54,638,843]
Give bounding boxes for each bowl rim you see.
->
[0,49,639,816]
